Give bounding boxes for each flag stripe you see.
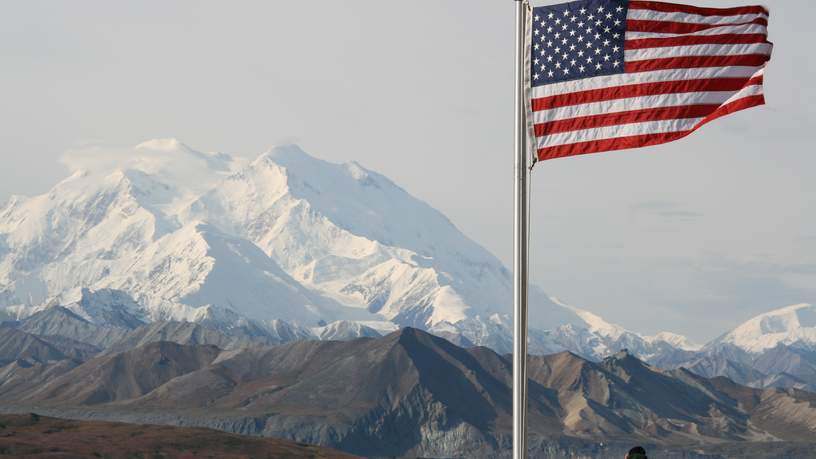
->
[537,117,704,148]
[532,75,762,111]
[627,9,767,24]
[625,33,768,50]
[535,94,765,160]
[625,42,772,60]
[535,104,719,136]
[627,17,767,34]
[626,54,770,73]
[531,65,761,98]
[536,86,763,122]
[625,23,767,39]
[627,1,768,17]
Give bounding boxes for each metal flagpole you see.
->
[512,0,530,458]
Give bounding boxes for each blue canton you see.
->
[531,0,629,86]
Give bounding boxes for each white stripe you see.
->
[531,65,761,98]
[536,118,704,148]
[627,9,768,25]
[719,73,766,106]
[532,88,762,124]
[626,42,772,61]
[625,23,766,39]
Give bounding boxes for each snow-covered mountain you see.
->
[707,303,816,353]
[656,304,816,392]
[0,139,691,359]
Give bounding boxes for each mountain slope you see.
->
[0,139,696,360]
[3,329,816,458]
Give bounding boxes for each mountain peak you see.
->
[713,303,816,353]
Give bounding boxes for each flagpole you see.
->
[512,0,529,458]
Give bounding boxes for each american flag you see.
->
[528,0,772,162]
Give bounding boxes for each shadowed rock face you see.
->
[0,328,815,458]
[0,327,71,366]
[16,306,132,349]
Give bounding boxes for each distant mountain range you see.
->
[1,325,815,458]
[2,140,816,411]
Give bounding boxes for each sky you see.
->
[0,0,813,342]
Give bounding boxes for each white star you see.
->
[571,15,578,23]
[563,68,570,75]
[563,9,570,17]
[548,70,555,77]
[579,65,586,72]
[534,15,540,21]
[555,61,562,69]
[562,52,568,59]
[548,12,554,19]
[586,56,593,63]
[533,73,540,80]
[604,27,611,33]
[554,46,561,53]
[547,40,554,48]
[534,43,540,50]
[588,14,595,21]
[613,60,620,67]
[578,21,585,28]
[595,48,602,55]
[547,55,554,62]
[596,63,602,70]
[577,36,584,42]
[595,20,603,26]
[555,18,561,25]
[554,32,561,39]
[534,29,540,35]
[616,6,624,13]
[612,45,620,52]
[570,59,577,66]
[569,30,576,36]
[569,44,576,51]
[578,50,585,57]
[562,23,568,30]
[604,54,611,61]
[606,13,613,19]
[540,64,547,71]
[603,39,611,46]
[579,7,587,15]
[534,58,539,65]
[614,19,622,26]
[613,33,620,39]
[561,38,568,45]
[594,33,601,40]
[597,6,604,13]
[547,26,554,33]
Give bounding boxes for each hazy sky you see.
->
[1,0,813,341]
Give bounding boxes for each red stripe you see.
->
[627,18,767,34]
[535,104,719,136]
[693,93,765,131]
[626,54,770,73]
[536,95,766,161]
[626,33,768,50]
[628,1,769,17]
[532,75,762,111]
